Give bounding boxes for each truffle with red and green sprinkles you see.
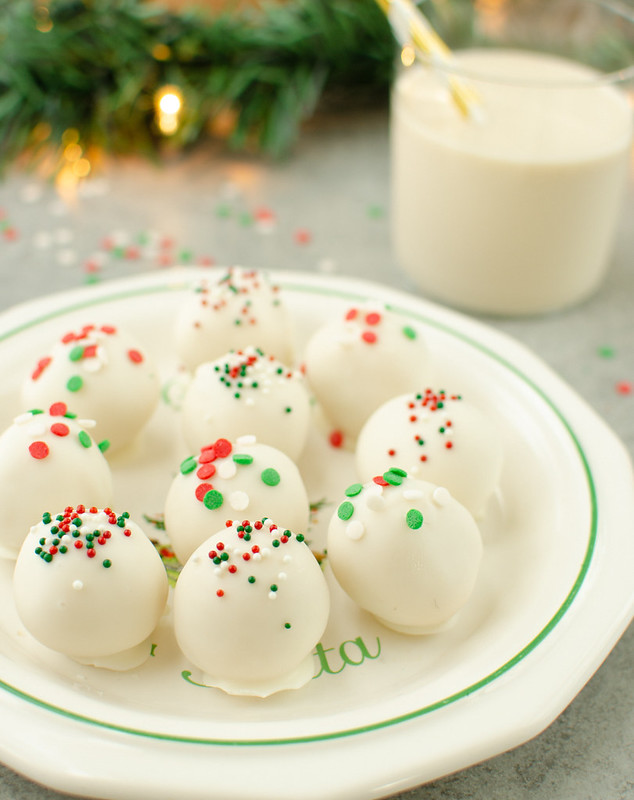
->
[355,389,504,517]
[174,267,295,371]
[13,506,168,670]
[304,304,431,445]
[173,516,329,697]
[181,345,311,461]
[327,469,482,634]
[164,435,310,564]
[22,323,160,452]
[0,404,113,559]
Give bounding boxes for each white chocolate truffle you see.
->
[356,390,503,517]
[304,305,430,446]
[13,506,168,670]
[174,268,294,371]
[174,518,330,697]
[164,436,310,565]
[327,470,482,634]
[0,404,113,559]
[22,323,160,452]
[181,346,311,461]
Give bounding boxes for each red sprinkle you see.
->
[216,589,224,597]
[365,312,381,325]
[50,423,70,437]
[197,464,216,480]
[373,475,389,486]
[49,402,67,417]
[28,441,49,460]
[32,357,52,381]
[329,430,344,448]
[345,308,358,321]
[214,438,232,458]
[361,331,377,345]
[128,349,143,364]
[195,483,213,501]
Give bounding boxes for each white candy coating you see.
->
[174,518,330,697]
[164,437,310,565]
[0,406,113,559]
[304,305,430,444]
[174,268,294,371]
[13,508,168,669]
[181,346,311,461]
[327,471,482,634]
[22,323,160,452]
[356,390,503,517]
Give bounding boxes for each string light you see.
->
[154,85,184,136]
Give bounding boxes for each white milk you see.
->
[391,50,633,315]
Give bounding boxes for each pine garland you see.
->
[0,0,401,170]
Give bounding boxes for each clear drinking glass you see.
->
[391,0,634,315]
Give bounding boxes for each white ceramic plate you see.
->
[0,268,632,800]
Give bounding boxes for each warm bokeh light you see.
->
[401,44,416,67]
[154,86,184,135]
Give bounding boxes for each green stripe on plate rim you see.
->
[0,277,598,747]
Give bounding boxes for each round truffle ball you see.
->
[174,517,330,697]
[181,346,311,461]
[22,323,160,452]
[304,305,430,446]
[164,436,310,565]
[174,268,294,371]
[0,404,113,559]
[327,470,482,634]
[356,389,503,517]
[13,506,168,670]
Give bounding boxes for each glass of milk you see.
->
[391,0,634,315]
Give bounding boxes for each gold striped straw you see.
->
[375,0,481,120]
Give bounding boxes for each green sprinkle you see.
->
[598,345,616,359]
[389,467,408,477]
[68,345,85,362]
[220,551,229,561]
[78,430,92,448]
[59,545,67,553]
[338,501,354,521]
[66,375,83,392]
[180,456,198,475]
[284,407,292,414]
[402,326,417,340]
[261,468,281,486]
[345,483,363,497]
[203,490,224,510]
[103,559,112,568]
[215,203,232,218]
[270,584,278,592]
[383,470,404,486]
[98,440,110,453]
[284,622,292,629]
[366,203,384,219]
[406,509,424,530]
[295,533,305,542]
[248,576,256,584]
[272,539,280,547]
[233,453,254,465]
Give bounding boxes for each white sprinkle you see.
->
[403,489,424,500]
[277,572,287,581]
[13,413,34,425]
[218,460,237,480]
[282,554,292,564]
[433,487,452,506]
[366,493,386,512]
[245,397,255,406]
[261,547,271,558]
[33,231,53,249]
[72,580,84,591]
[346,520,365,540]
[236,434,256,445]
[20,183,44,204]
[78,418,97,429]
[56,248,77,267]
[268,592,277,600]
[229,491,249,511]
[26,421,47,437]
[317,257,337,274]
[54,228,74,245]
